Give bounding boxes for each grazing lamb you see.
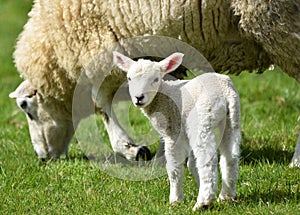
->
[113,51,241,210]
[10,0,300,166]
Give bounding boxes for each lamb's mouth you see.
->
[135,102,145,107]
[135,99,149,107]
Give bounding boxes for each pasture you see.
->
[0,1,299,214]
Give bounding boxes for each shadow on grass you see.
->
[240,141,294,165]
[60,142,295,165]
[239,189,300,205]
[238,138,300,206]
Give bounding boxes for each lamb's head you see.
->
[9,80,74,160]
[113,52,184,107]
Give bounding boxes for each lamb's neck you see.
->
[142,81,176,115]
[141,81,182,137]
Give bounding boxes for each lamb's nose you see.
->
[135,94,144,102]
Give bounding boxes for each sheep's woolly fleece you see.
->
[15,0,300,103]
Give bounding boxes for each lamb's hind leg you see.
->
[218,120,241,202]
[187,151,199,187]
[191,130,218,211]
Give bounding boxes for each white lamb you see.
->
[113,51,241,210]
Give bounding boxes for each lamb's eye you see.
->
[127,77,131,81]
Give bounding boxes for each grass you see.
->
[0,0,299,214]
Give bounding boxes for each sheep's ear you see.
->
[9,80,37,99]
[113,51,135,72]
[159,52,184,74]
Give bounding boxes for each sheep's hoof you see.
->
[136,146,151,161]
[192,202,213,211]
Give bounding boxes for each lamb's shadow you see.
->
[237,138,299,205]
[240,141,294,165]
[239,189,300,205]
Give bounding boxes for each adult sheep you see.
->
[10,0,300,166]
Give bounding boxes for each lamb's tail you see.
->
[223,78,242,160]
[226,80,241,130]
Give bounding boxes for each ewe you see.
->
[113,51,241,210]
[10,0,300,166]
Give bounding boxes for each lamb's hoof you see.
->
[136,146,151,161]
[169,198,184,207]
[192,202,213,211]
[218,194,238,203]
[289,160,300,168]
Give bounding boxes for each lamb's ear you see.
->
[9,80,37,99]
[159,52,184,74]
[113,51,135,72]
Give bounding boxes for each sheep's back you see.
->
[232,0,300,81]
[14,0,273,102]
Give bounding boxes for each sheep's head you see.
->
[9,80,74,160]
[113,52,184,108]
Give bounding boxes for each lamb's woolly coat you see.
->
[142,73,241,210]
[114,52,241,210]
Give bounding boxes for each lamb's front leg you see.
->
[164,138,188,203]
[290,134,300,168]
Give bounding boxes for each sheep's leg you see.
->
[191,130,218,211]
[290,134,300,168]
[95,83,150,161]
[164,138,187,203]
[96,107,150,161]
[218,121,241,202]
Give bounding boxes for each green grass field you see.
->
[0,1,299,214]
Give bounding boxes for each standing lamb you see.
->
[10,0,300,166]
[113,51,241,210]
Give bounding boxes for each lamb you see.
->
[10,0,300,166]
[113,51,241,210]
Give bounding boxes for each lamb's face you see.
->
[127,61,162,107]
[113,51,184,107]
[10,81,74,159]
